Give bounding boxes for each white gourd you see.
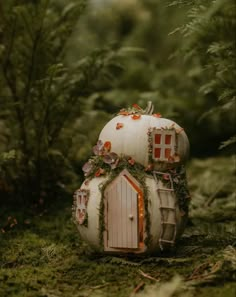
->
[73,102,190,254]
[99,115,189,171]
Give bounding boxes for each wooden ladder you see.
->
[153,171,177,250]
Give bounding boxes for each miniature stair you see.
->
[153,171,177,250]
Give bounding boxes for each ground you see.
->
[0,156,235,297]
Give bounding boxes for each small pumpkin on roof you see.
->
[72,102,190,254]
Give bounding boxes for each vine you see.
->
[78,139,190,248]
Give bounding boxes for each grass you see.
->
[0,156,235,297]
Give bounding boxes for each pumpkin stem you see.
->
[144,101,154,115]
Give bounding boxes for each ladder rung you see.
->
[159,239,175,244]
[157,188,174,192]
[161,222,176,225]
[159,207,176,210]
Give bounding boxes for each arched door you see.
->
[104,170,144,251]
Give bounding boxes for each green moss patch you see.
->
[0,157,235,297]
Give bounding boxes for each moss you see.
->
[1,157,235,297]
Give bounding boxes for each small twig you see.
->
[138,269,160,282]
[89,283,109,290]
[204,182,226,207]
[130,282,145,296]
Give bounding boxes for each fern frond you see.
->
[219,136,236,150]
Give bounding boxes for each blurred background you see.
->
[0,0,235,205]
[66,0,236,158]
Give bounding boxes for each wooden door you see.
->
[105,176,139,249]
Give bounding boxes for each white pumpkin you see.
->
[73,102,190,254]
[99,114,189,171]
[74,171,187,254]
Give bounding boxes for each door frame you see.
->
[103,169,146,253]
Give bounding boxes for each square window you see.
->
[152,129,176,162]
[155,134,161,144]
[165,135,172,145]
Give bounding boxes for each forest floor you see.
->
[0,156,235,297]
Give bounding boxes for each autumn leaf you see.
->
[103,141,111,152]
[82,162,93,176]
[95,168,105,177]
[153,113,162,118]
[116,122,124,129]
[132,103,142,110]
[131,114,141,120]
[93,140,104,155]
[103,152,118,164]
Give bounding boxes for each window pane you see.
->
[155,148,161,159]
[165,135,172,144]
[155,134,161,144]
[165,148,171,159]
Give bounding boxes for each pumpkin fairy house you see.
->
[72,102,190,254]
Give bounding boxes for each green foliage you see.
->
[0,0,126,204]
[170,0,236,149]
[0,0,235,204]
[70,0,236,156]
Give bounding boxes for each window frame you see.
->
[152,129,176,162]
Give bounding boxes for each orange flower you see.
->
[153,113,162,118]
[116,122,124,130]
[103,141,111,152]
[95,168,105,177]
[131,114,141,120]
[132,103,142,110]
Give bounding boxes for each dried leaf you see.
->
[116,122,124,129]
[132,103,142,110]
[131,114,141,120]
[153,113,162,118]
[93,140,104,155]
[95,168,105,177]
[104,141,111,152]
[82,162,93,175]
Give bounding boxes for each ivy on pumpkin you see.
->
[82,140,190,214]
[97,160,152,248]
[81,139,190,247]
